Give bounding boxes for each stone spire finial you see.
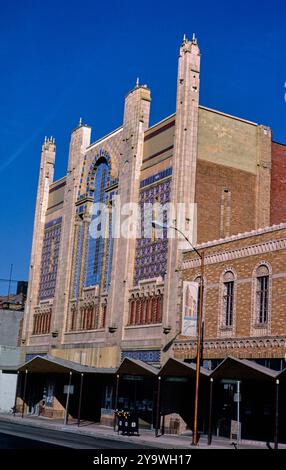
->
[79,117,83,126]
[136,77,139,88]
[192,33,197,45]
[183,33,187,43]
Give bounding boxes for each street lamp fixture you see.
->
[152,220,204,446]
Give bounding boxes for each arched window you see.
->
[222,271,235,327]
[145,296,151,324]
[194,276,202,319]
[129,296,135,325]
[85,158,110,288]
[151,296,157,323]
[139,297,145,324]
[128,292,164,326]
[256,265,269,324]
[135,295,141,324]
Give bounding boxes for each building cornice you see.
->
[174,336,286,352]
[198,104,259,126]
[183,227,286,269]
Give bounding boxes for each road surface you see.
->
[0,420,152,449]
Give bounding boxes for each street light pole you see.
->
[152,220,204,446]
[192,249,204,445]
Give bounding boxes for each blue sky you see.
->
[0,0,286,285]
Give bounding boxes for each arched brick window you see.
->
[256,265,269,325]
[222,271,235,327]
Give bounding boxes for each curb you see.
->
[0,414,186,449]
[0,414,285,449]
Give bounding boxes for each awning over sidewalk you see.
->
[159,357,211,378]
[274,367,286,383]
[16,354,116,375]
[211,356,278,382]
[10,354,285,383]
[116,357,159,377]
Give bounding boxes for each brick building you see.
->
[18,35,286,427]
[176,224,286,370]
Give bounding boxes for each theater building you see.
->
[17,35,286,434]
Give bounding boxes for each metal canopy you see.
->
[275,367,286,383]
[116,357,159,377]
[8,354,285,383]
[211,356,278,382]
[159,357,211,378]
[16,355,116,375]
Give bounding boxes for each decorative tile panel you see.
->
[72,223,85,298]
[134,168,172,285]
[122,349,161,363]
[38,218,62,300]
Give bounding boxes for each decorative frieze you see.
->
[38,218,62,300]
[174,336,286,352]
[122,349,161,363]
[182,237,286,269]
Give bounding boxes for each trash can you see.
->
[122,415,130,435]
[117,415,124,434]
[127,412,139,435]
[116,411,139,436]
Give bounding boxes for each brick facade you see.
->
[21,36,286,371]
[271,141,286,224]
[196,160,257,243]
[175,225,286,363]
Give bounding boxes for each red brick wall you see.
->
[196,160,256,243]
[271,142,286,224]
[175,227,286,361]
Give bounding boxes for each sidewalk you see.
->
[0,412,285,450]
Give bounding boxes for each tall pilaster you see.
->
[52,122,91,344]
[22,137,56,346]
[162,35,201,357]
[172,33,200,214]
[106,82,151,356]
[255,125,272,228]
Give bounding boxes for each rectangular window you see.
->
[257,276,269,324]
[223,281,234,327]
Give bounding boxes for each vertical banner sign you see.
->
[182,281,199,336]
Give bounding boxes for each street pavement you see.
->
[0,413,285,450]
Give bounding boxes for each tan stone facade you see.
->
[175,224,286,366]
[21,36,285,371]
